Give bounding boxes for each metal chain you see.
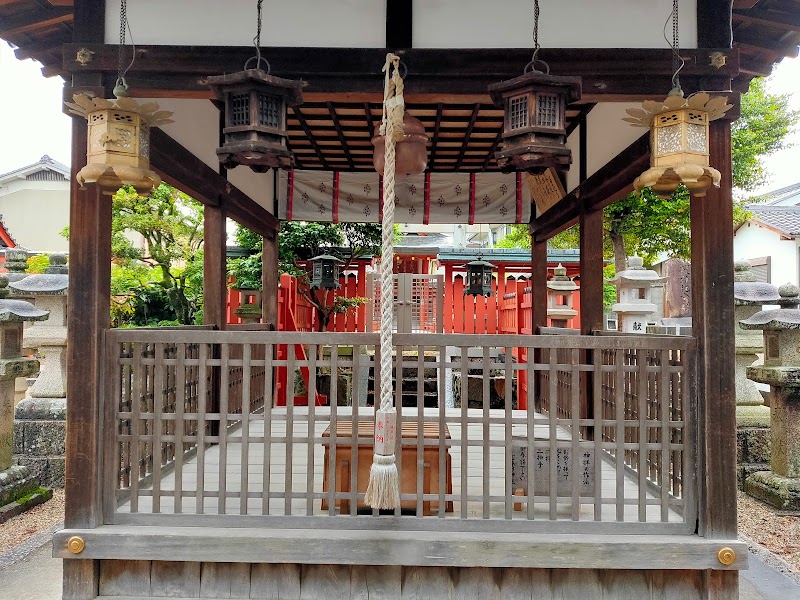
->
[117,0,127,82]
[253,0,264,69]
[531,0,540,65]
[671,0,681,91]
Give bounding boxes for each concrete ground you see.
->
[1,538,798,599]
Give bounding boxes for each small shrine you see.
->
[740,284,800,510]
[546,263,578,328]
[608,256,666,334]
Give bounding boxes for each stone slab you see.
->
[0,488,52,524]
[0,465,39,507]
[737,425,771,464]
[744,470,800,511]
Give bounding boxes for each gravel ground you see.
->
[0,489,64,556]
[738,490,800,573]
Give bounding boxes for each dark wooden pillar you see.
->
[579,207,604,335]
[531,235,548,333]
[203,204,228,330]
[262,230,279,329]
[691,120,737,534]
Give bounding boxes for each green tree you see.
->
[229,221,383,331]
[111,183,205,325]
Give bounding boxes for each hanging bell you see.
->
[372,113,428,178]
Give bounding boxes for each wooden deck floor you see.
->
[118,408,683,524]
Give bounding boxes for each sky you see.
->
[0,41,798,195]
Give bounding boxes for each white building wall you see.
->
[734,222,799,285]
[0,187,69,252]
[106,0,696,49]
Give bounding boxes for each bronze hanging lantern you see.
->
[464,256,496,297]
[372,113,428,178]
[207,0,304,172]
[309,254,343,290]
[488,70,581,174]
[488,0,581,174]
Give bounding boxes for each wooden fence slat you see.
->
[307,344,317,516]
[460,346,469,520]
[571,347,580,521]
[637,349,648,523]
[285,343,295,516]
[504,345,513,520]
[482,346,491,519]
[197,343,208,515]
[263,343,273,516]
[218,343,229,515]
[240,344,252,515]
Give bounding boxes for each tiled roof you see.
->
[746,205,800,237]
[0,155,70,183]
[753,181,800,206]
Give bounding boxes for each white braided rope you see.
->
[365,54,403,510]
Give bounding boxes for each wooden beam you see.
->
[61,44,739,100]
[734,7,800,32]
[453,104,480,172]
[262,230,279,329]
[698,0,734,48]
[579,208,604,336]
[293,108,330,170]
[386,0,412,48]
[481,129,502,171]
[531,133,650,241]
[531,237,548,333]
[0,6,71,37]
[203,205,228,330]
[734,29,800,58]
[429,103,443,170]
[327,102,357,170]
[149,128,278,236]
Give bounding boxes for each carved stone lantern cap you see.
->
[740,283,800,331]
[309,254,344,263]
[733,260,779,305]
[607,256,667,285]
[0,276,48,322]
[547,263,578,291]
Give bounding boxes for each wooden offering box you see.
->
[322,420,453,515]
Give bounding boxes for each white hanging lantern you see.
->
[65,94,173,195]
[624,93,732,198]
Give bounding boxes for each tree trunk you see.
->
[609,228,627,274]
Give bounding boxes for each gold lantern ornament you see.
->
[65,94,173,195]
[625,92,732,198]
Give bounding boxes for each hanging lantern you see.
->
[208,68,304,172]
[64,94,173,195]
[488,71,581,174]
[464,256,496,297]
[624,93,732,198]
[309,254,343,290]
[372,113,428,178]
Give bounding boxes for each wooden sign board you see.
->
[527,168,567,217]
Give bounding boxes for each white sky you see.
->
[0,41,798,196]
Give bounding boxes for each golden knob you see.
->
[717,547,736,566]
[67,536,85,555]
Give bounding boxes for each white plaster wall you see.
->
[0,188,69,252]
[226,166,275,214]
[105,0,385,47]
[145,99,220,170]
[734,222,798,285]
[586,103,646,180]
[413,0,697,49]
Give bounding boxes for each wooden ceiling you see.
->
[288,101,592,172]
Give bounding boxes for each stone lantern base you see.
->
[744,470,800,511]
[0,464,51,523]
[13,397,66,487]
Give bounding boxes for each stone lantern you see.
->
[488,71,581,173]
[309,255,343,290]
[733,260,779,409]
[624,93,732,198]
[740,283,800,509]
[547,264,578,328]
[0,275,47,509]
[608,256,666,334]
[207,69,304,172]
[64,94,173,195]
[464,257,496,298]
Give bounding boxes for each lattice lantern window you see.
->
[464,258,496,298]
[309,254,343,290]
[488,72,581,174]
[64,94,173,195]
[208,70,304,172]
[625,93,732,198]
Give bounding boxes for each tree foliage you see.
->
[110,183,205,326]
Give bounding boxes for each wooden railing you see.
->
[103,329,696,535]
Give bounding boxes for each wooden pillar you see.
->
[579,207,604,335]
[692,121,737,535]
[203,204,228,330]
[531,237,548,333]
[262,230,279,329]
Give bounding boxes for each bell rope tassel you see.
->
[364,408,400,509]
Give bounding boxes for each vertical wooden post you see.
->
[262,230,279,329]
[531,237,548,333]
[64,117,109,600]
[692,122,738,531]
[579,207,604,335]
[204,204,228,330]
